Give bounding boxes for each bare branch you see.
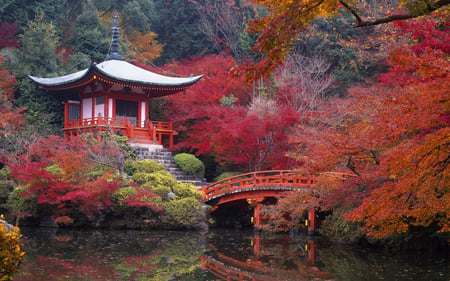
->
[339,0,450,28]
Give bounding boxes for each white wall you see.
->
[108,98,113,118]
[82,98,92,119]
[140,101,146,127]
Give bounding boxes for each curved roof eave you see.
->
[29,60,203,89]
[28,66,93,87]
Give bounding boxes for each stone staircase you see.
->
[131,144,203,188]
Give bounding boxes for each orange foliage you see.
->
[285,16,449,238]
[0,55,25,141]
[0,220,25,280]
[127,31,163,64]
[99,11,162,63]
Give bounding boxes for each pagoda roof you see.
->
[29,59,203,91]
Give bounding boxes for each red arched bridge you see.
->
[201,170,318,233]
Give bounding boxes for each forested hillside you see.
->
[0,0,448,245]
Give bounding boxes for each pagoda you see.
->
[29,14,202,149]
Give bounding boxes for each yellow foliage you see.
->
[0,219,25,280]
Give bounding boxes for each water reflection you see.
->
[15,227,450,281]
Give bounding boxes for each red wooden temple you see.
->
[29,14,202,149]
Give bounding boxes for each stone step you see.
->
[131,144,204,187]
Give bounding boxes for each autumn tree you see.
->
[344,16,450,238]
[244,0,450,80]
[6,136,127,224]
[274,15,450,240]
[0,55,26,154]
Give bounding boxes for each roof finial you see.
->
[105,13,124,61]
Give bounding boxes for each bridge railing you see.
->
[201,170,316,201]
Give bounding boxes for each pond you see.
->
[14,227,450,280]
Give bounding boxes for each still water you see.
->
[14,227,450,281]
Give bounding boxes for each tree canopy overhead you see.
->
[244,0,450,80]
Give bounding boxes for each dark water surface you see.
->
[14,227,450,280]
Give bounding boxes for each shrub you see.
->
[213,171,241,182]
[174,153,205,179]
[46,164,64,175]
[0,167,14,214]
[0,218,25,280]
[149,186,171,198]
[161,198,205,229]
[112,186,138,203]
[134,171,177,188]
[6,186,37,224]
[320,210,365,244]
[173,182,201,200]
[125,159,166,176]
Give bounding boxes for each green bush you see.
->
[213,171,241,182]
[6,186,38,225]
[0,167,14,214]
[320,210,365,244]
[112,186,138,203]
[173,182,201,200]
[125,159,166,176]
[133,170,177,188]
[46,164,65,175]
[149,186,171,198]
[174,153,205,179]
[161,197,205,229]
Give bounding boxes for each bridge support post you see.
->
[250,197,265,230]
[307,209,317,236]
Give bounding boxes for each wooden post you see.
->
[251,197,265,230]
[63,102,68,128]
[169,134,174,149]
[254,203,261,229]
[308,209,316,236]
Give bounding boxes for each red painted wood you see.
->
[62,116,176,148]
[308,209,317,235]
[201,170,316,202]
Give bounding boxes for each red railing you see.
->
[147,120,173,131]
[63,117,176,148]
[65,117,128,128]
[201,170,316,201]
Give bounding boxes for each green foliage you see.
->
[161,197,205,229]
[152,0,213,63]
[213,171,241,182]
[174,153,205,179]
[111,186,138,203]
[125,159,166,176]
[320,210,365,244]
[149,185,171,198]
[123,161,137,176]
[220,94,238,107]
[133,170,176,188]
[46,164,64,175]
[112,135,136,160]
[0,167,13,214]
[17,11,62,76]
[173,182,201,200]
[11,12,63,122]
[69,2,109,63]
[0,221,25,280]
[6,186,37,223]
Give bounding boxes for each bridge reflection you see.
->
[201,234,332,280]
